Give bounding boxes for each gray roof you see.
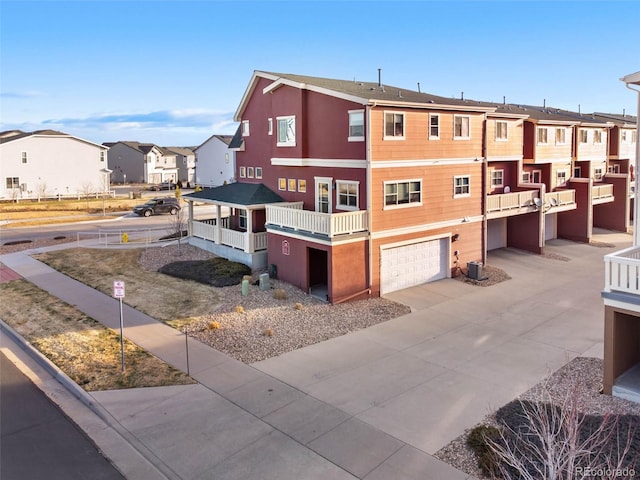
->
[183,182,283,206]
[592,112,637,125]
[228,125,243,149]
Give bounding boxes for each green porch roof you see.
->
[183,182,283,206]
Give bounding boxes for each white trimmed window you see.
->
[384,180,421,208]
[453,175,471,197]
[594,130,602,144]
[496,121,508,141]
[594,168,603,180]
[454,115,470,139]
[574,166,581,177]
[21,152,27,164]
[556,170,568,186]
[579,129,588,143]
[298,179,306,193]
[255,167,263,179]
[608,164,620,173]
[247,167,254,178]
[278,178,286,191]
[429,114,440,139]
[238,209,247,229]
[491,169,504,188]
[277,116,296,147]
[384,112,405,139]
[100,151,105,162]
[522,171,530,183]
[6,177,19,189]
[242,120,250,136]
[336,180,359,211]
[537,127,548,144]
[288,178,297,191]
[348,110,364,141]
[267,118,273,135]
[239,166,246,178]
[622,131,628,143]
[555,128,566,145]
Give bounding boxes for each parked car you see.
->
[133,198,181,217]
[147,181,175,191]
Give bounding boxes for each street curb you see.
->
[0,318,179,480]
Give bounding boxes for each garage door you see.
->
[380,238,448,295]
[545,213,556,241]
[487,218,507,250]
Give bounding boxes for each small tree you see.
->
[35,181,48,201]
[80,181,94,208]
[167,206,187,255]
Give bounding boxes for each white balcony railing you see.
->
[604,246,640,295]
[544,189,576,207]
[191,220,267,253]
[486,190,538,213]
[593,183,614,201]
[266,204,368,237]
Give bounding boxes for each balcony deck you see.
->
[603,245,640,296]
[592,183,614,205]
[265,203,368,238]
[486,190,539,219]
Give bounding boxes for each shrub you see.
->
[263,328,273,337]
[294,302,303,310]
[159,257,251,287]
[273,288,287,300]
[234,305,244,314]
[466,425,502,477]
[206,321,221,330]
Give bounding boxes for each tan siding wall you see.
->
[550,162,572,190]
[486,118,524,158]
[369,108,484,160]
[576,127,608,161]
[371,163,483,231]
[532,126,573,161]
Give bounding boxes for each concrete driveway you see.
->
[254,232,631,455]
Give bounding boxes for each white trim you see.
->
[262,76,369,106]
[266,228,368,247]
[537,126,549,144]
[276,115,296,147]
[453,115,471,140]
[380,233,450,251]
[495,120,508,142]
[526,157,573,164]
[487,155,523,162]
[315,176,332,213]
[335,180,359,211]
[348,109,365,142]
[372,157,482,168]
[490,169,504,188]
[554,127,567,145]
[271,157,367,168]
[383,110,405,140]
[428,113,440,140]
[371,215,483,240]
[383,179,422,210]
[267,118,273,135]
[370,99,495,113]
[242,120,250,136]
[453,175,471,198]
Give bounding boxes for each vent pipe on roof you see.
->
[378,68,381,87]
[578,104,581,114]
[503,96,506,105]
[623,108,626,116]
[543,99,546,108]
[417,82,421,93]
[461,91,464,100]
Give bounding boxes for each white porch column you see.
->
[245,208,254,253]
[215,204,222,245]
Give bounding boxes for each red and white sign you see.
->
[282,240,290,256]
[113,280,125,298]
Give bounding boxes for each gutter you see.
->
[624,81,640,246]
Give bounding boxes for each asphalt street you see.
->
[0,351,124,480]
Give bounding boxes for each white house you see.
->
[0,129,110,200]
[165,146,196,186]
[194,134,235,187]
[105,141,178,185]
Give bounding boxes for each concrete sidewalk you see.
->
[1,246,473,479]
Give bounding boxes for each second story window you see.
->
[348,110,364,141]
[277,116,296,147]
[491,170,504,188]
[555,128,566,145]
[429,114,440,139]
[579,129,588,143]
[384,112,405,139]
[594,130,602,144]
[454,115,470,139]
[100,151,105,162]
[495,121,508,141]
[336,180,359,211]
[594,167,603,180]
[21,152,27,164]
[537,127,548,144]
[556,170,568,185]
[242,120,250,136]
[384,180,421,207]
[453,175,471,197]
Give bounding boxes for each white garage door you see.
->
[380,238,448,295]
[545,213,556,241]
[487,218,507,250]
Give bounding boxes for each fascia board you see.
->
[262,78,368,106]
[369,99,496,113]
[234,71,280,122]
[621,71,640,85]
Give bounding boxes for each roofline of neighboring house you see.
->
[194,133,235,151]
[1,131,108,149]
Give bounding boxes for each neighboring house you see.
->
[193,134,235,187]
[0,129,110,200]
[104,141,178,185]
[184,71,499,302]
[601,71,640,403]
[166,146,196,186]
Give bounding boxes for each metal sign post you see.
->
[113,280,126,372]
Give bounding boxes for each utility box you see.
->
[467,261,483,280]
[259,273,270,291]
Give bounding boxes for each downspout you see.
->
[481,113,488,266]
[366,103,374,295]
[625,82,640,246]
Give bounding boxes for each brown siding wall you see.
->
[486,118,524,158]
[603,306,640,395]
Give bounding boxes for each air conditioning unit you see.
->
[467,261,484,280]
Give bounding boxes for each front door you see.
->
[315,177,332,213]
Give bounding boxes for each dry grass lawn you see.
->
[34,248,220,323]
[0,279,195,391]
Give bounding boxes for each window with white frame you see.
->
[579,129,588,143]
[555,128,566,145]
[496,121,508,141]
[608,164,620,173]
[594,130,602,144]
[622,131,628,143]
[537,127,548,144]
[574,166,581,177]
[594,168,603,180]
[384,180,421,207]
[348,110,364,141]
[384,112,405,138]
[522,171,531,183]
[298,179,306,193]
[429,114,440,139]
[278,178,286,191]
[336,180,359,210]
[288,178,296,191]
[247,167,254,178]
[255,167,263,179]
[242,120,250,136]
[267,118,273,135]
[239,166,246,178]
[100,151,105,162]
[238,209,247,229]
[453,175,471,197]
[556,170,568,185]
[6,177,19,189]
[277,116,296,146]
[491,169,504,188]
[454,115,470,139]
[21,152,27,164]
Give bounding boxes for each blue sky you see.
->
[1,0,639,147]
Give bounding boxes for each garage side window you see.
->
[384,180,422,209]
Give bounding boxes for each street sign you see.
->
[113,280,125,298]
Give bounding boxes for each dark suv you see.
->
[133,198,181,217]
